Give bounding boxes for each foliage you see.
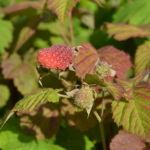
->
[0,0,150,150]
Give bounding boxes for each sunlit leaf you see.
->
[61,98,97,131]
[135,41,150,74]
[105,22,150,41]
[74,42,99,78]
[98,46,132,79]
[73,8,95,29]
[17,102,62,140]
[0,18,13,55]
[110,130,147,150]
[0,88,59,130]
[1,53,38,95]
[112,82,150,141]
[113,0,150,26]
[0,85,10,108]
[47,0,79,24]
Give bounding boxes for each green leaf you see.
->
[105,22,150,41]
[0,117,66,150]
[113,0,150,25]
[0,18,13,55]
[0,88,59,130]
[85,74,106,87]
[88,0,105,7]
[0,85,10,108]
[135,41,150,75]
[47,0,79,24]
[112,82,150,141]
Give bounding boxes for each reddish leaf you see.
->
[4,1,44,14]
[135,41,150,75]
[89,0,104,7]
[1,53,38,95]
[98,46,132,79]
[105,23,150,41]
[17,102,62,140]
[61,98,97,131]
[74,42,99,78]
[1,53,22,79]
[110,130,147,150]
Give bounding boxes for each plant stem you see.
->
[73,63,84,82]
[58,93,71,98]
[101,87,105,117]
[69,11,75,47]
[56,23,71,46]
[93,108,101,123]
[49,70,75,88]
[99,122,107,150]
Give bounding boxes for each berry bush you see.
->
[0,0,150,150]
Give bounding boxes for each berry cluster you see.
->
[37,44,73,70]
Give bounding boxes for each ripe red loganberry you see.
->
[37,44,73,70]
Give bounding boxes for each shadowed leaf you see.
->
[110,130,147,150]
[0,85,10,108]
[0,117,66,150]
[0,18,13,55]
[61,99,97,131]
[17,102,62,140]
[98,46,132,79]
[135,41,150,74]
[14,15,46,51]
[112,82,150,141]
[47,0,79,24]
[105,23,150,41]
[89,0,104,7]
[75,42,99,78]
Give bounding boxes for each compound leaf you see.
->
[112,82,150,141]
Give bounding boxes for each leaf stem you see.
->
[58,93,71,98]
[101,87,105,117]
[93,107,101,123]
[69,11,75,47]
[49,70,75,88]
[56,23,71,46]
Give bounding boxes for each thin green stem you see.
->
[99,122,107,150]
[69,11,75,47]
[93,108,101,123]
[101,87,105,117]
[58,93,71,98]
[49,70,75,88]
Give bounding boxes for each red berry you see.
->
[37,44,73,70]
